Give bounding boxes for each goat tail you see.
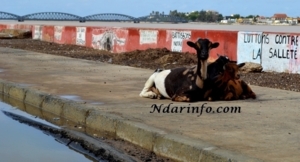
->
[139,71,160,98]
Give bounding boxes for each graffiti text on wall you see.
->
[33,25,42,40]
[139,30,158,44]
[243,33,269,60]
[171,31,191,52]
[243,34,298,60]
[92,30,126,52]
[76,27,86,45]
[269,35,298,59]
[54,26,63,41]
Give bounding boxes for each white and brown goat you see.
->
[139,38,219,102]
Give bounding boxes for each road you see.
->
[1,20,300,33]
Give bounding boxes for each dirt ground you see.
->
[0,38,300,93]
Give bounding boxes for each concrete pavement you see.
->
[2,20,300,32]
[0,47,299,162]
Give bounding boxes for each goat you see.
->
[146,54,230,100]
[139,38,219,102]
[207,54,231,81]
[148,54,230,100]
[204,62,256,101]
[203,54,231,96]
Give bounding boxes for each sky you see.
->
[1,0,299,18]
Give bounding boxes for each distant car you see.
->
[17,17,24,22]
[133,19,140,23]
[79,18,86,23]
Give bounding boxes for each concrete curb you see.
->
[0,79,263,162]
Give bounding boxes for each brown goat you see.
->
[204,62,256,101]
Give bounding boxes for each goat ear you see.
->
[217,53,220,57]
[211,42,219,49]
[238,63,246,68]
[187,41,196,48]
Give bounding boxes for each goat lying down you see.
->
[140,53,231,101]
[144,54,231,101]
[139,38,219,102]
[204,62,256,101]
[205,54,231,89]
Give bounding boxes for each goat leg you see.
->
[172,96,191,102]
[240,80,256,99]
[204,89,215,101]
[150,86,163,99]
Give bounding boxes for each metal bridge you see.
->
[0,11,23,21]
[0,11,188,23]
[84,13,137,22]
[21,12,83,21]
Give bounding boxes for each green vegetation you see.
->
[148,10,262,23]
[149,10,223,22]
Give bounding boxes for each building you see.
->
[222,15,236,23]
[257,16,267,23]
[243,18,254,24]
[286,17,298,25]
[271,13,288,23]
[256,16,273,24]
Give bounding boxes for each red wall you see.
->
[0,23,238,61]
[42,26,55,42]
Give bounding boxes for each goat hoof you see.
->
[224,97,232,100]
[149,94,157,99]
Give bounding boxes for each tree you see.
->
[217,14,223,21]
[169,10,178,16]
[246,15,254,18]
[168,10,188,20]
[178,12,187,19]
[147,9,224,22]
[232,14,240,19]
[206,12,214,22]
[188,11,199,21]
[198,10,206,21]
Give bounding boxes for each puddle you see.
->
[0,101,95,162]
[0,95,135,162]
[0,93,140,162]
[0,69,4,72]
